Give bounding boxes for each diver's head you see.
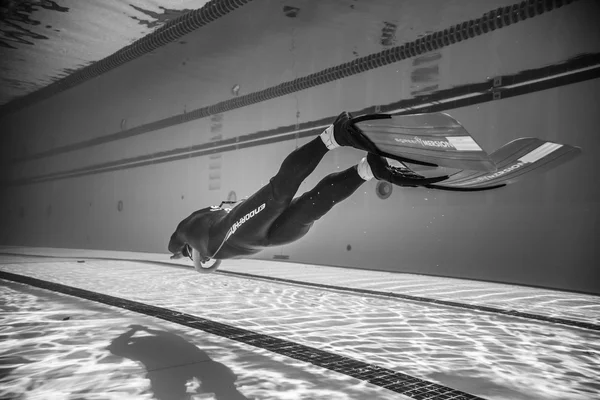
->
[167,215,222,273]
[168,230,193,260]
[168,207,214,261]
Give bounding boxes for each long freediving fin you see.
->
[424,138,582,191]
[353,113,496,172]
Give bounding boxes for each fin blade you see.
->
[427,138,581,190]
[355,113,496,172]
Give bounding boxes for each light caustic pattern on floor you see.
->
[221,260,600,326]
[0,283,402,400]
[1,260,599,400]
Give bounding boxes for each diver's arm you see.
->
[185,214,224,273]
[183,214,211,253]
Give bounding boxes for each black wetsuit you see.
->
[196,137,365,259]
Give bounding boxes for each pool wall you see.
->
[0,0,598,293]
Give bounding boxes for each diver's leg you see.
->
[224,112,370,249]
[220,136,330,249]
[270,111,373,203]
[267,159,374,246]
[269,136,329,203]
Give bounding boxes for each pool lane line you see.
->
[0,251,598,332]
[0,270,484,400]
[0,0,257,117]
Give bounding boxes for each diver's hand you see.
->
[192,248,222,274]
[194,259,222,274]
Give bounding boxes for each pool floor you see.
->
[1,247,599,400]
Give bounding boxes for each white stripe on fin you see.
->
[518,142,562,164]
[446,136,482,151]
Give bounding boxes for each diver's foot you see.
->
[320,112,380,152]
[365,153,448,187]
